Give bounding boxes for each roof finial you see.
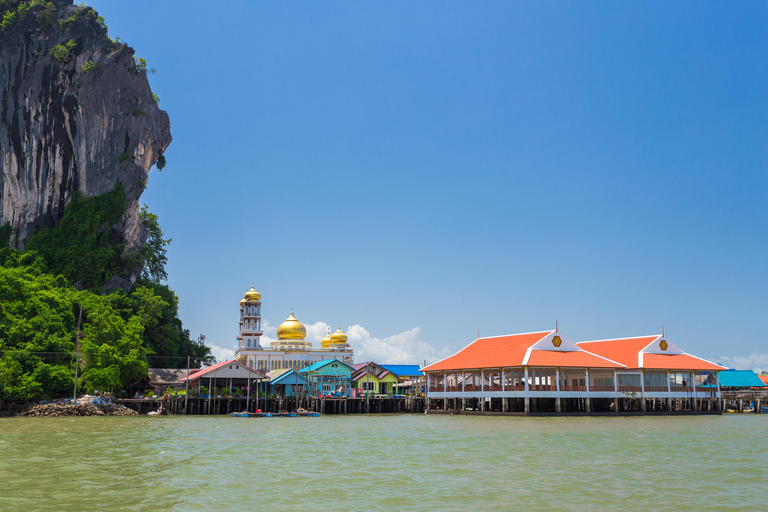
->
[556,319,558,332]
[662,324,664,337]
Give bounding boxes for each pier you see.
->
[118,396,426,415]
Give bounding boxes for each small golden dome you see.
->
[244,286,261,302]
[239,298,246,307]
[277,311,307,340]
[321,329,332,348]
[331,326,348,345]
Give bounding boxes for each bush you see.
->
[82,59,96,73]
[50,39,76,63]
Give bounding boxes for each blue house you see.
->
[381,364,425,395]
[267,369,309,397]
[299,359,353,396]
[716,369,766,389]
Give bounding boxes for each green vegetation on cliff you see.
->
[0,191,213,402]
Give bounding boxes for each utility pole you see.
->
[184,355,190,415]
[366,361,371,413]
[72,305,83,403]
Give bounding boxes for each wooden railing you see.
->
[560,385,586,392]
[618,386,642,392]
[589,385,616,392]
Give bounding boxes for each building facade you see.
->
[422,330,723,414]
[234,286,354,372]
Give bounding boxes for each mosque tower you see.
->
[237,285,263,350]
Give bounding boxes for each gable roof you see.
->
[148,368,191,385]
[422,330,623,372]
[269,369,309,386]
[381,365,423,376]
[718,370,766,388]
[577,335,723,371]
[179,359,266,382]
[300,359,354,373]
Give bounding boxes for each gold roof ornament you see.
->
[321,328,332,348]
[239,298,246,307]
[330,326,348,345]
[243,285,261,302]
[277,310,307,340]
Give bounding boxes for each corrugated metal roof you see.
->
[381,365,423,376]
[718,370,766,388]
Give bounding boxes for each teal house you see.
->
[267,369,309,397]
[299,359,353,397]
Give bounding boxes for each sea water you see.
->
[1,414,766,511]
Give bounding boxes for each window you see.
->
[361,381,374,391]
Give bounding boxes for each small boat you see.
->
[230,411,272,418]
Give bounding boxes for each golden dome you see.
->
[277,311,307,340]
[243,286,261,302]
[321,329,332,348]
[330,326,348,345]
[239,298,246,307]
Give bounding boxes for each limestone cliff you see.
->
[0,0,171,286]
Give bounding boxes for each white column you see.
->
[640,370,646,412]
[555,368,561,413]
[691,371,698,412]
[613,370,619,414]
[585,368,591,413]
[524,367,530,414]
[667,370,672,412]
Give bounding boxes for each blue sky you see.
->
[88,1,768,369]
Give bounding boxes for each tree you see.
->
[139,205,170,283]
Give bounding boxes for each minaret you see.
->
[237,285,263,350]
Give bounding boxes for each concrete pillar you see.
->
[757,399,762,414]
[462,397,466,410]
[667,397,673,412]
[640,398,646,413]
[481,398,485,412]
[739,400,743,413]
[443,398,447,410]
[585,397,591,413]
[502,397,508,412]
[524,397,530,414]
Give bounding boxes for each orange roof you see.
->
[578,336,723,371]
[759,375,768,385]
[527,350,623,369]
[422,331,552,372]
[422,331,624,372]
[642,353,723,371]
[577,336,658,368]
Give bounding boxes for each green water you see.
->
[1,414,766,511]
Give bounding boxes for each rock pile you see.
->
[18,396,138,417]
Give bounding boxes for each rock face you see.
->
[0,0,171,283]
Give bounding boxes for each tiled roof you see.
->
[577,336,723,371]
[642,353,723,371]
[577,336,659,368]
[421,331,553,372]
[527,350,623,368]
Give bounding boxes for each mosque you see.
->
[234,286,354,372]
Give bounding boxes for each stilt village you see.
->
[121,286,768,417]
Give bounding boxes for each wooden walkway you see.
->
[117,396,425,415]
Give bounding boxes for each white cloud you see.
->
[211,316,450,366]
[347,325,452,365]
[207,343,235,363]
[718,353,768,374]
[306,321,332,342]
